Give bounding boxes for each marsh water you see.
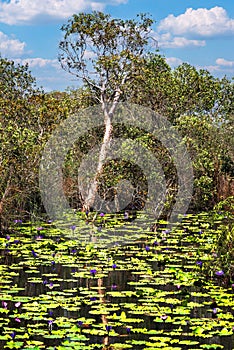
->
[0,212,233,349]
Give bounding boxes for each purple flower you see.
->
[10,331,16,339]
[15,317,21,323]
[6,235,10,240]
[163,229,170,234]
[15,302,21,308]
[126,327,131,334]
[112,263,117,269]
[35,235,43,240]
[14,219,22,224]
[106,325,112,333]
[48,320,54,331]
[215,270,224,277]
[31,250,37,258]
[90,296,97,301]
[145,245,150,252]
[100,212,105,217]
[90,269,97,276]
[70,225,76,231]
[196,261,203,267]
[36,226,43,231]
[78,320,83,327]
[111,283,117,290]
[43,279,48,285]
[153,241,159,246]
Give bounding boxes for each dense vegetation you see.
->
[0,55,233,227]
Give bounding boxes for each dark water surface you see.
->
[0,213,233,349]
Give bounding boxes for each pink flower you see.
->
[2,301,7,309]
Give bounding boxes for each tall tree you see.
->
[58,11,156,210]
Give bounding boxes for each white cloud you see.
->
[161,36,205,49]
[216,58,234,67]
[0,0,128,25]
[154,32,206,49]
[0,31,26,57]
[158,7,234,38]
[14,57,59,68]
[166,57,183,67]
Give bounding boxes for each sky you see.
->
[0,0,233,92]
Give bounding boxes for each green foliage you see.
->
[59,11,156,103]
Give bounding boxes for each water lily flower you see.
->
[31,250,37,258]
[2,301,7,309]
[15,318,21,322]
[90,269,97,277]
[196,261,203,267]
[163,229,170,234]
[106,325,112,333]
[126,327,131,334]
[35,235,43,240]
[48,320,54,331]
[215,270,224,277]
[161,315,168,321]
[90,296,97,301]
[124,211,129,220]
[10,331,16,339]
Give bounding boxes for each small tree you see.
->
[58,11,156,210]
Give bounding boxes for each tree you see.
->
[58,11,156,210]
[0,57,86,229]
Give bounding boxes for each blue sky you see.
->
[0,0,233,91]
